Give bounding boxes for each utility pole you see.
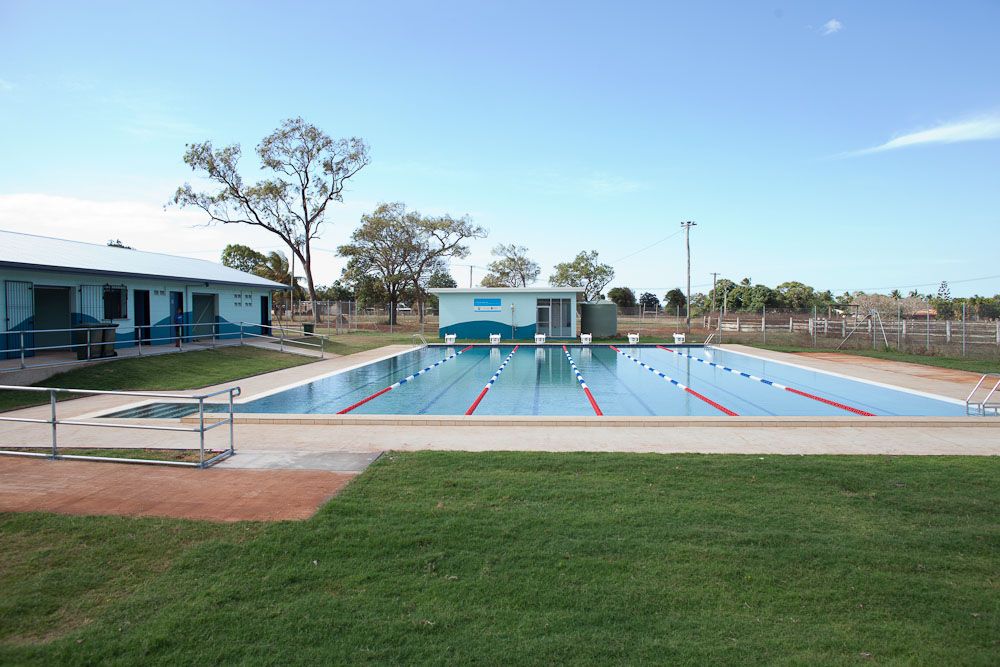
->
[681,221,697,329]
[710,272,719,312]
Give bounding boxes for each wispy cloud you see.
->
[842,114,1000,157]
[583,174,642,196]
[0,78,14,92]
[822,19,843,35]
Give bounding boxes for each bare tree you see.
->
[171,117,370,322]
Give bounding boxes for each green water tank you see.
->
[580,300,617,338]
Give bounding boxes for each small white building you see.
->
[1,230,286,360]
[429,287,580,340]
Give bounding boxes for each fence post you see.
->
[946,320,951,343]
[842,319,846,337]
[962,303,967,357]
[198,397,205,467]
[762,306,766,345]
[240,322,244,346]
[50,389,58,458]
[19,332,25,369]
[789,317,793,332]
[926,309,930,352]
[137,328,142,356]
[228,389,235,455]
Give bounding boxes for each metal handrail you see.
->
[238,321,328,358]
[0,384,240,467]
[965,373,1000,416]
[1,321,328,371]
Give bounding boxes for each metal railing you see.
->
[966,374,1000,416]
[0,321,336,372]
[237,321,329,358]
[0,322,244,372]
[0,385,240,467]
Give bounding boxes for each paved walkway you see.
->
[0,457,355,521]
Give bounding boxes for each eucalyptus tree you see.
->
[481,244,540,287]
[172,117,370,322]
[338,202,484,325]
[549,250,615,302]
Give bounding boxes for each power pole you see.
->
[681,221,697,329]
[710,272,719,312]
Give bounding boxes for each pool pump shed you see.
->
[429,287,580,341]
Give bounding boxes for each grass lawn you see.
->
[748,344,1000,375]
[0,347,316,413]
[1,452,997,664]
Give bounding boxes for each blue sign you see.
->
[473,297,502,312]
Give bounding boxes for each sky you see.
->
[1,0,998,297]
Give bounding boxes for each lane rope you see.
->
[610,345,738,416]
[562,345,603,416]
[337,345,474,414]
[465,345,520,415]
[655,345,875,417]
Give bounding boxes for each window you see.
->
[103,285,128,320]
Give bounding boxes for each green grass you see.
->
[748,344,1000,374]
[1,452,997,664]
[0,346,316,413]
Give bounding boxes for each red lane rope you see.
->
[684,388,738,416]
[654,344,875,416]
[465,345,520,415]
[337,345,475,415]
[336,386,392,415]
[785,387,876,416]
[562,345,603,416]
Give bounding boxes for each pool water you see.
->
[106,345,966,418]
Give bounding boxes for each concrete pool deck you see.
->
[1,343,997,460]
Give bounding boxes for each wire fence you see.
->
[274,301,439,334]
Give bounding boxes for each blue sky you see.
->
[1,0,998,296]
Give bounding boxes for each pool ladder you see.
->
[411,333,428,346]
[702,333,717,346]
[965,373,1000,416]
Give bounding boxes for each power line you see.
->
[609,229,684,265]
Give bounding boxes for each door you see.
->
[260,295,271,333]
[134,290,151,343]
[4,280,34,359]
[536,300,551,337]
[191,294,216,338]
[33,286,72,352]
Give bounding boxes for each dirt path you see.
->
[0,457,356,522]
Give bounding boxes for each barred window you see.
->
[103,285,128,320]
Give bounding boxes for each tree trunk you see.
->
[302,254,320,325]
[388,290,398,326]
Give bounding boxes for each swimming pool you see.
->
[106,345,966,418]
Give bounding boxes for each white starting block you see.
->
[444,333,457,345]
[489,333,501,345]
[627,333,640,345]
[580,333,592,345]
[672,333,686,344]
[534,333,546,344]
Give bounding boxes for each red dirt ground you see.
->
[792,352,984,386]
[0,457,354,522]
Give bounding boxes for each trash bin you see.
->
[73,324,102,360]
[98,323,119,358]
[303,323,315,335]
